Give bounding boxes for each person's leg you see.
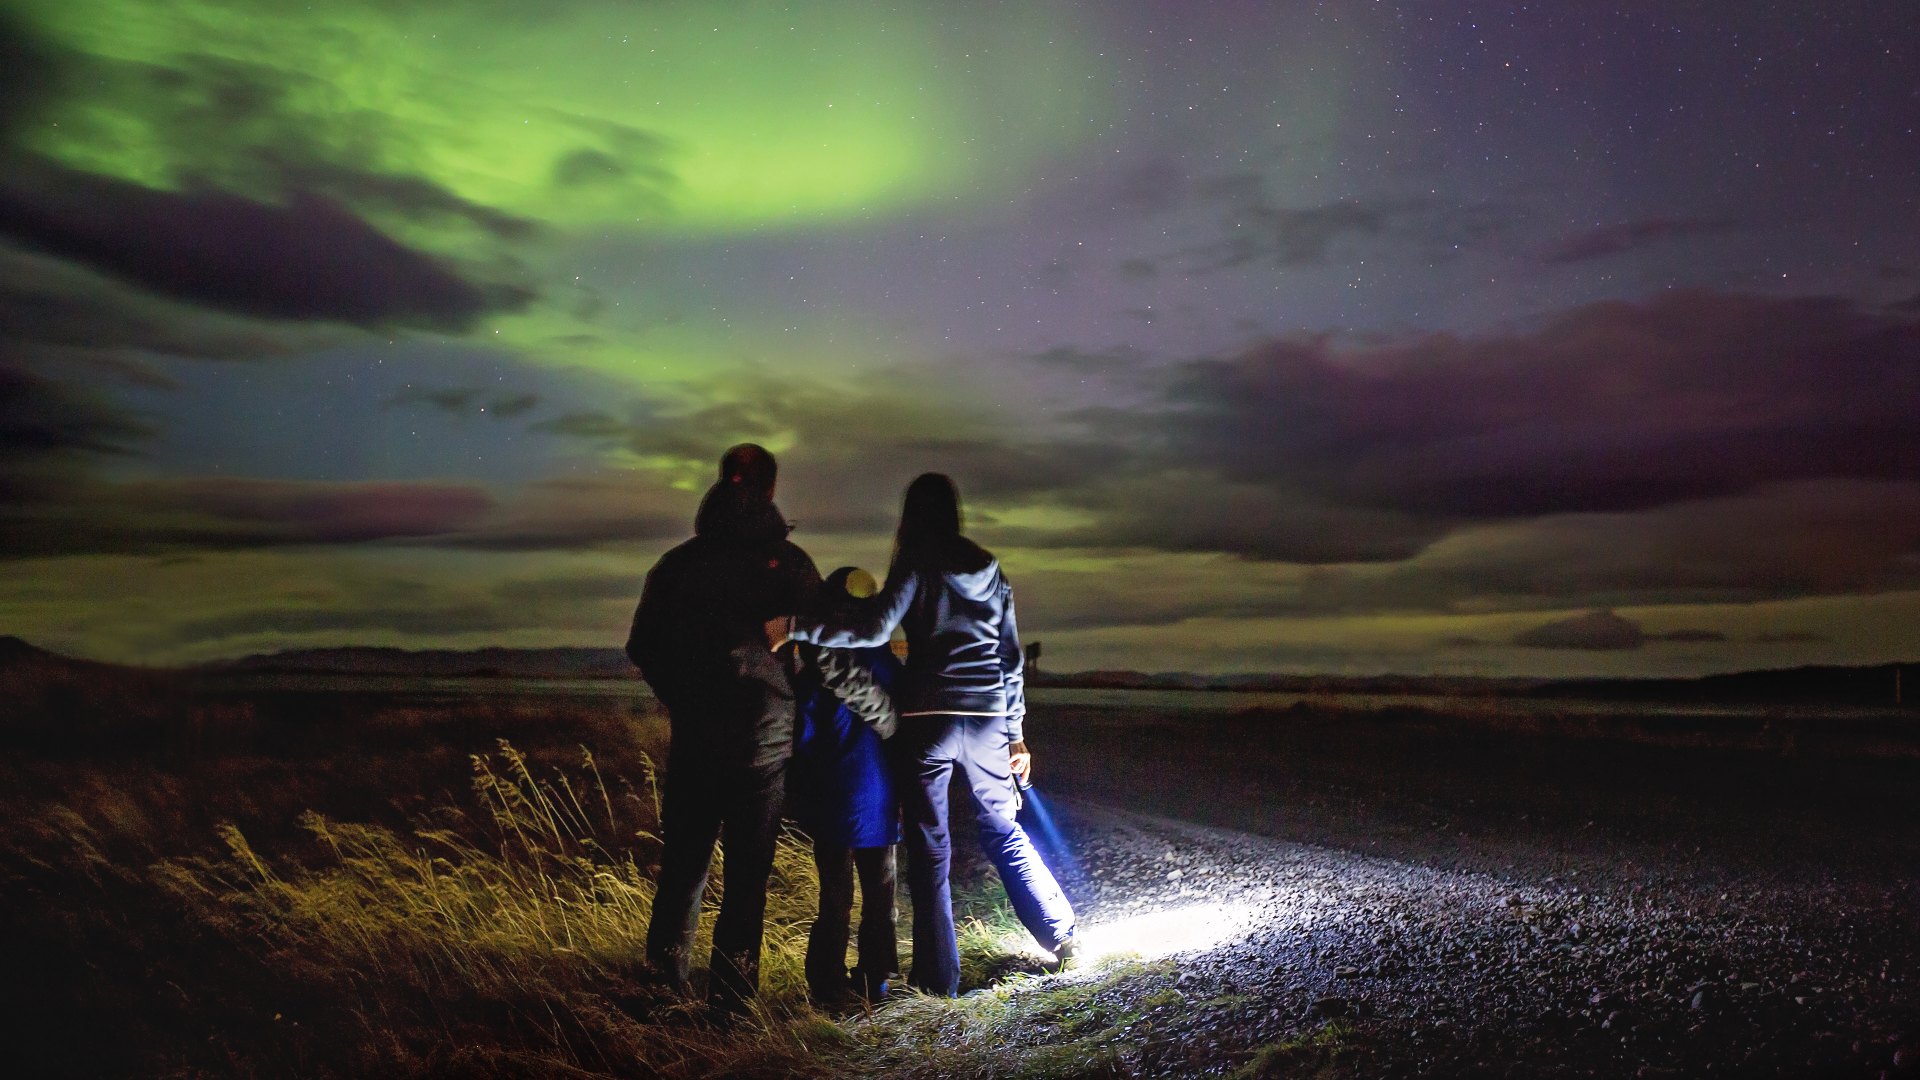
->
[645,751,724,989]
[850,844,899,998]
[707,758,787,1012]
[807,839,857,1003]
[893,719,962,996]
[956,719,1076,955]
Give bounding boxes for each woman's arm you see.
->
[810,644,898,739]
[788,566,918,649]
[996,581,1026,743]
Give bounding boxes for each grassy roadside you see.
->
[2,659,1189,1078]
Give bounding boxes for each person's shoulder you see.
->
[645,534,701,571]
[951,537,994,573]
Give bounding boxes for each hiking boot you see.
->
[1048,934,1079,971]
[850,966,892,1004]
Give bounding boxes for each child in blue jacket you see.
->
[786,566,902,1005]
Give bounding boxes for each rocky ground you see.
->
[941,701,1920,1078]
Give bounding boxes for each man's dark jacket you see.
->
[626,485,821,768]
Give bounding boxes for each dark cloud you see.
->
[493,572,640,609]
[545,114,680,213]
[49,35,538,244]
[1538,217,1740,264]
[1147,291,1920,522]
[1193,199,1387,271]
[528,386,1118,537]
[0,476,494,558]
[131,477,495,545]
[0,363,151,460]
[176,602,512,642]
[0,243,338,368]
[1367,479,1920,614]
[1008,562,1304,633]
[170,569,643,647]
[1014,474,1445,563]
[522,295,1920,596]
[387,385,541,419]
[0,8,57,143]
[1751,631,1830,645]
[284,161,538,242]
[489,392,540,418]
[1513,610,1646,651]
[553,148,629,188]
[442,472,689,551]
[0,361,152,504]
[779,432,1113,536]
[0,158,530,329]
[1650,629,1727,643]
[1139,172,1514,276]
[531,410,634,440]
[0,18,535,329]
[1029,346,1149,373]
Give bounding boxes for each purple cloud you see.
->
[1149,291,1920,522]
[0,159,530,329]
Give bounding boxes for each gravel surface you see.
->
[1023,801,1917,1078]
[957,702,1920,1078]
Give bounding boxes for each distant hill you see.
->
[205,645,635,680]
[0,634,133,678]
[3,636,1911,705]
[1033,662,1914,707]
[1537,663,1915,708]
[1029,668,1544,695]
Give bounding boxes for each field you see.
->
[5,646,1920,1077]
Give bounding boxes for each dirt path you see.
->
[946,704,1920,1077]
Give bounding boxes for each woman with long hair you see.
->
[778,473,1076,996]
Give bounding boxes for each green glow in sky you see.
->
[20,0,1104,231]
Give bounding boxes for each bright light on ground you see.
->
[1057,901,1259,965]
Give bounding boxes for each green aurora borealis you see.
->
[2,0,1917,674]
[27,0,1102,224]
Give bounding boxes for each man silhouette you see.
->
[626,444,820,1012]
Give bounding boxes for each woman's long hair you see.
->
[891,472,989,575]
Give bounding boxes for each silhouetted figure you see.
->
[786,566,902,1006]
[625,445,819,1013]
[779,473,1076,996]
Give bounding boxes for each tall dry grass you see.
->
[2,659,1049,1078]
[151,741,844,1077]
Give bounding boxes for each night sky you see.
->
[3,0,1918,676]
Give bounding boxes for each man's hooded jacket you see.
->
[627,483,821,768]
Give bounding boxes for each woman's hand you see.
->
[763,615,793,651]
[1008,739,1032,786]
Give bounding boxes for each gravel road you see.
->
[967,701,1920,1078]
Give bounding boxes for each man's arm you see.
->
[809,644,898,739]
[626,559,691,708]
[626,562,666,674]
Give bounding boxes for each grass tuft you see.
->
[153,742,836,1077]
